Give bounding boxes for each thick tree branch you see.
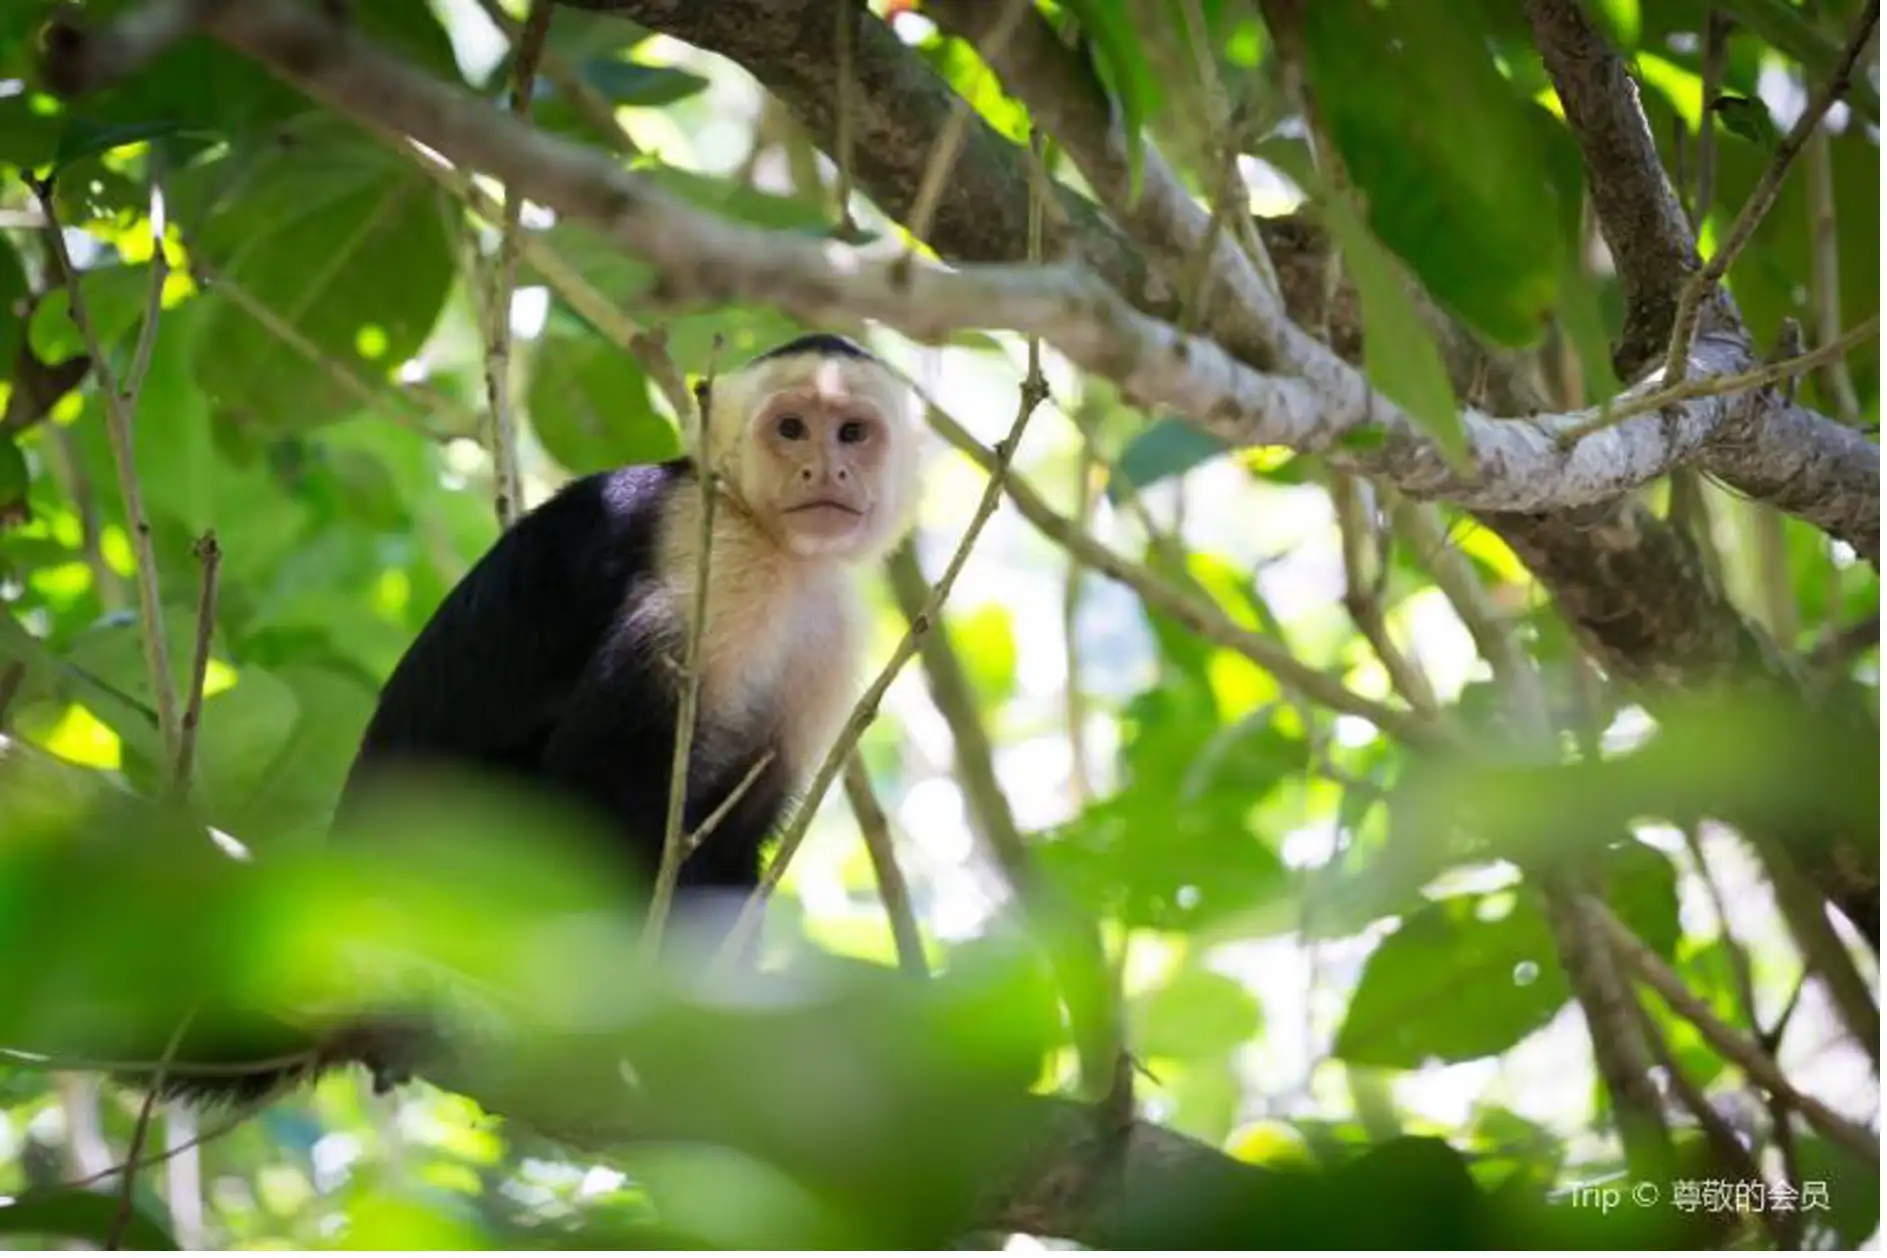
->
[42,0,1879,563]
[1524,0,1728,377]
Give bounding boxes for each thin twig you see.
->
[842,753,927,978]
[914,390,1434,744]
[1585,896,1880,1164]
[481,0,553,527]
[185,246,470,439]
[389,137,693,423]
[641,343,723,960]
[683,750,776,857]
[106,1010,193,1250]
[1569,314,1879,442]
[1063,404,1098,807]
[1661,0,1880,385]
[1388,499,1545,713]
[1691,11,1730,233]
[1331,476,1439,717]
[0,1044,315,1077]
[1804,100,1863,423]
[468,0,639,157]
[1632,997,1794,1247]
[901,0,1032,247]
[44,1092,262,1193]
[171,531,219,794]
[33,177,182,770]
[832,0,857,234]
[713,376,1050,972]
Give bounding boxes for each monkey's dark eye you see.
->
[777,415,807,440]
[837,419,870,444]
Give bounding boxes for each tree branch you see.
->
[1585,897,1879,1165]
[33,179,184,771]
[1524,0,1717,376]
[480,0,554,527]
[46,0,1877,560]
[842,753,927,979]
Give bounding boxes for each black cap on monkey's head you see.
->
[750,333,876,364]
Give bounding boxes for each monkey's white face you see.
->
[725,356,917,561]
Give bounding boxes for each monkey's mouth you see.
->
[785,499,863,517]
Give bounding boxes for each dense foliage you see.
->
[0,0,1877,1249]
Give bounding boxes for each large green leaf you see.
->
[188,126,454,432]
[1110,418,1230,501]
[1335,891,1568,1068]
[528,321,682,474]
[29,262,152,363]
[1040,685,1297,931]
[131,300,215,535]
[193,663,302,827]
[1299,1,1574,348]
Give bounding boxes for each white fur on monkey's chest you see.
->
[657,506,864,783]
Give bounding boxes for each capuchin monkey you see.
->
[339,331,921,890]
[145,333,923,1106]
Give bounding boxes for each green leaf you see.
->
[1111,419,1229,501]
[51,118,206,173]
[579,59,711,106]
[1061,0,1159,196]
[132,301,215,535]
[1554,250,1623,406]
[0,95,64,169]
[1131,965,1263,1058]
[1041,687,1297,931]
[1299,2,1572,348]
[1264,144,1465,465]
[227,663,376,838]
[528,323,682,474]
[193,665,302,827]
[189,125,453,432]
[29,263,152,363]
[1714,0,1878,122]
[1335,892,1570,1068]
[0,1190,178,1250]
[1711,94,1781,148]
[913,29,1033,146]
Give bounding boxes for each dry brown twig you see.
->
[171,531,221,794]
[1660,0,1880,386]
[842,753,927,978]
[1585,896,1880,1165]
[480,0,554,527]
[32,177,183,769]
[641,342,725,960]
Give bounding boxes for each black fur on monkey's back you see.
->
[335,459,792,890]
